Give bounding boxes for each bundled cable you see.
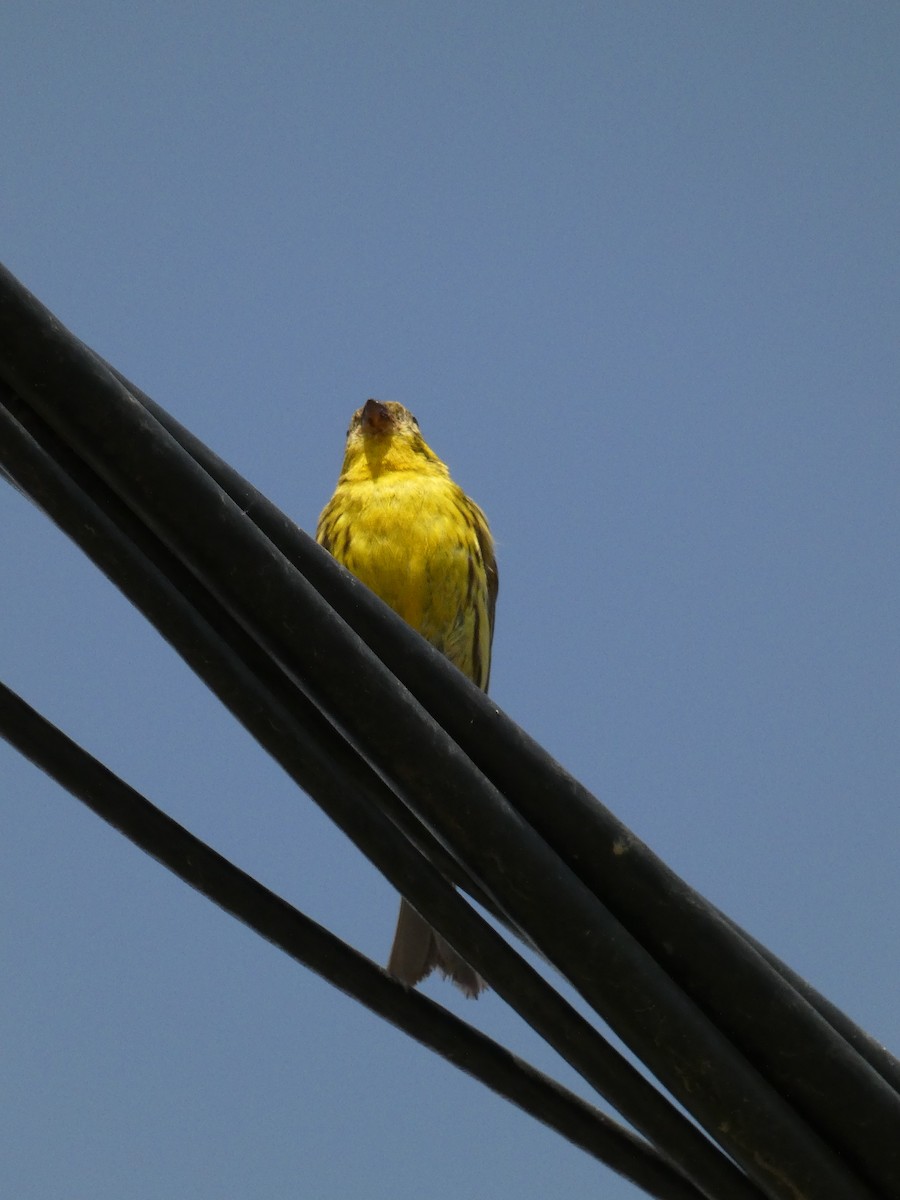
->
[0,374,738,1200]
[1,262,897,1200]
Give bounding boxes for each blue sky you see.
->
[2,4,898,1197]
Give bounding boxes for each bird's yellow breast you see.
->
[319,470,491,685]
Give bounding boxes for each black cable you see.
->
[0,680,711,1200]
[722,914,900,1096]
[0,260,893,1198]
[108,361,900,1145]
[0,264,879,1200]
[0,390,761,1200]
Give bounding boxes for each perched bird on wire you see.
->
[317,399,498,998]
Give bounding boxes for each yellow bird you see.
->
[317,399,498,997]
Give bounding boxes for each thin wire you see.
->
[0,680,707,1200]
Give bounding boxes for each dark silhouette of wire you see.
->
[109,358,900,1105]
[2,260,897,1200]
[0,379,759,1200]
[0,681,706,1200]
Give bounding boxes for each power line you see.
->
[2,261,897,1199]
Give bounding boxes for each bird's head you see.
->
[341,399,446,479]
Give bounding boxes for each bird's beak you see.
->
[361,398,393,435]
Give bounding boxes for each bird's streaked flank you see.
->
[317,399,498,997]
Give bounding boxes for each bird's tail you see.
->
[387,898,485,999]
